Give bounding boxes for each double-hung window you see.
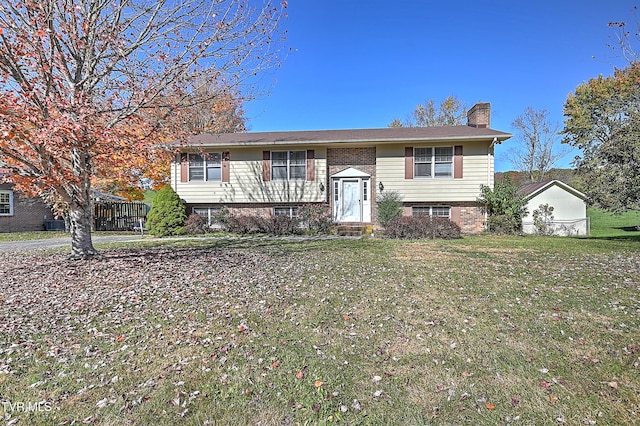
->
[0,190,13,215]
[189,153,221,181]
[414,147,453,178]
[413,206,451,219]
[272,151,306,180]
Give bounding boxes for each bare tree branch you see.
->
[509,107,568,183]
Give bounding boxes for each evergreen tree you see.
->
[147,185,187,237]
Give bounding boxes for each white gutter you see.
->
[487,137,498,188]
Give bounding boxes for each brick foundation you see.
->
[187,202,328,219]
[403,202,485,234]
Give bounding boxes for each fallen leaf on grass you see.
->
[608,381,618,389]
[549,394,558,404]
[486,402,496,410]
[295,365,308,379]
[540,381,553,388]
[314,380,324,387]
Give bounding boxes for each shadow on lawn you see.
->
[581,229,640,242]
[616,225,640,232]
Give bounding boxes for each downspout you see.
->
[487,137,498,187]
[174,153,179,190]
[485,137,498,230]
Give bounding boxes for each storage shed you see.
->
[518,180,589,236]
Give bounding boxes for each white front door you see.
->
[331,168,372,224]
[340,179,361,222]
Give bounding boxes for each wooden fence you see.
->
[94,201,149,231]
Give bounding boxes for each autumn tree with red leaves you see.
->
[93,82,248,199]
[0,0,286,258]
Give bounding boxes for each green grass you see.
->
[588,207,640,239]
[0,231,69,241]
[0,236,638,425]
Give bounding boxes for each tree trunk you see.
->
[69,148,98,259]
[69,202,97,259]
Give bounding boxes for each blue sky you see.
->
[245,0,633,171]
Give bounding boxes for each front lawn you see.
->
[0,237,638,425]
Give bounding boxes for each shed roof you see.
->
[517,180,587,200]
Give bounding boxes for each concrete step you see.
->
[335,225,373,236]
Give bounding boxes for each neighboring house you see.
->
[93,190,149,231]
[169,102,512,233]
[0,176,146,232]
[518,180,589,236]
[0,183,56,232]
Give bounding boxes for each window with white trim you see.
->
[0,190,13,215]
[192,207,221,226]
[413,206,450,218]
[188,153,221,181]
[414,147,453,178]
[272,151,306,180]
[274,206,299,218]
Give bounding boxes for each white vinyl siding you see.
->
[521,183,589,236]
[377,143,493,202]
[172,147,326,204]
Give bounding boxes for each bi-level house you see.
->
[169,103,512,233]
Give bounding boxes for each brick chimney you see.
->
[467,102,490,128]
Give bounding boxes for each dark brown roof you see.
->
[178,126,512,147]
[517,181,551,197]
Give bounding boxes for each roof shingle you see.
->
[178,126,513,147]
